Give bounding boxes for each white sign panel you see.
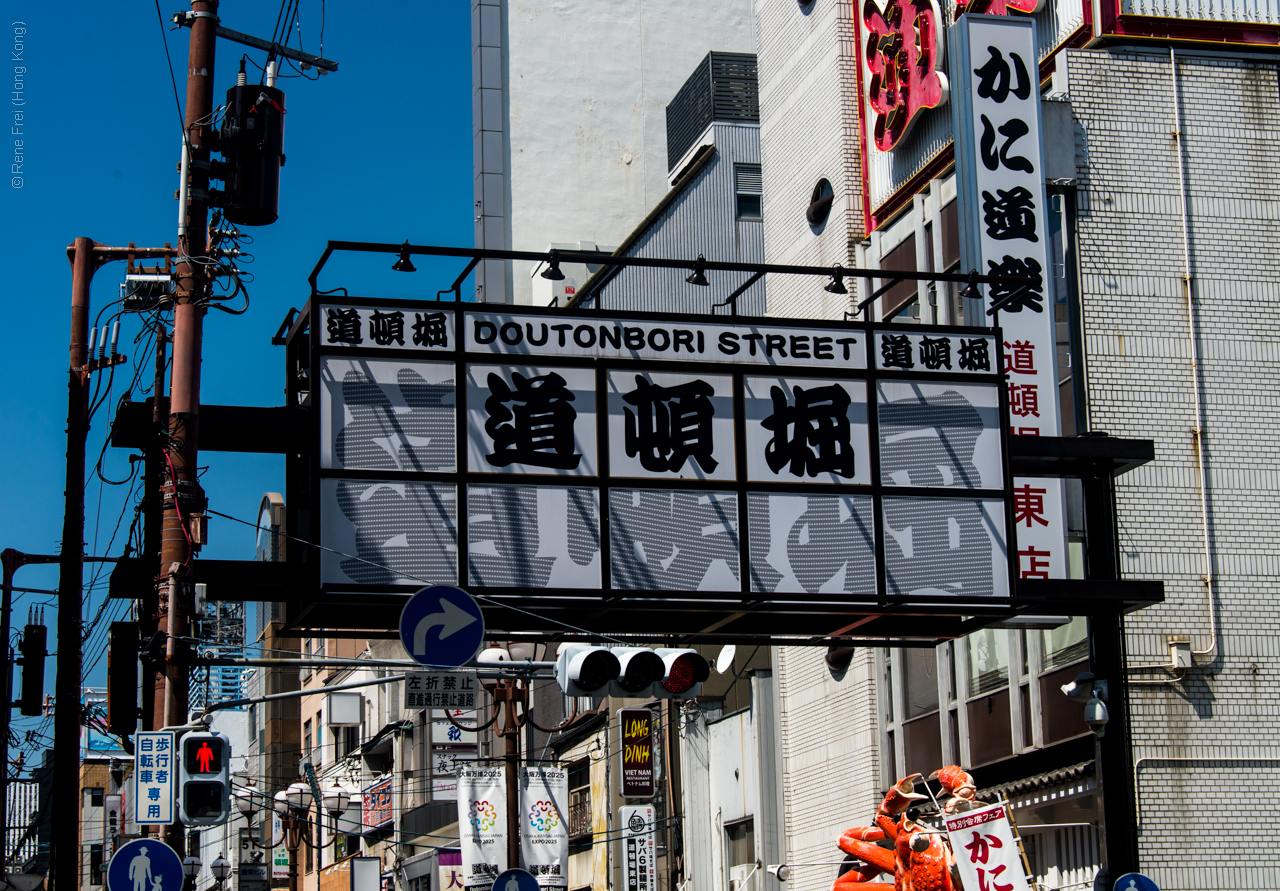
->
[319,479,457,586]
[606,371,736,481]
[873,330,997,375]
[945,802,1032,891]
[466,365,598,476]
[319,356,456,472]
[465,313,867,370]
[458,765,508,891]
[877,381,1003,490]
[320,304,454,351]
[431,749,475,801]
[133,731,175,825]
[619,806,657,891]
[468,485,601,589]
[609,489,740,591]
[433,709,478,745]
[953,14,1066,581]
[744,376,870,485]
[747,493,876,594]
[520,767,569,889]
[272,814,289,878]
[406,672,478,711]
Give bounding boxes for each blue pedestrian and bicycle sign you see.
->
[492,869,540,891]
[1113,875,1160,891]
[399,585,484,668]
[107,839,185,891]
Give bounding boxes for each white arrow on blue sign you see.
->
[107,838,185,891]
[398,585,485,669]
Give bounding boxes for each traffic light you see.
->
[178,732,231,825]
[607,648,665,698]
[16,620,46,717]
[652,649,710,699]
[106,622,139,737]
[555,645,621,697]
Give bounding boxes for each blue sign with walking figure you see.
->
[493,869,540,891]
[398,585,485,669]
[106,838,185,891]
[1113,874,1160,891]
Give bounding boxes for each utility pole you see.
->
[155,0,218,852]
[54,240,175,891]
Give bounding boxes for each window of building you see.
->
[881,620,1091,780]
[725,817,756,889]
[736,165,763,220]
[879,234,919,323]
[303,719,313,764]
[567,759,591,850]
[87,787,104,808]
[89,844,104,885]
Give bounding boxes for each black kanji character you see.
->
[413,312,448,347]
[958,338,991,371]
[982,186,1038,242]
[761,383,856,479]
[326,308,363,345]
[919,335,952,370]
[368,310,405,346]
[623,376,718,473]
[979,115,1034,174]
[881,334,914,369]
[987,255,1044,313]
[484,371,581,470]
[974,46,1030,103]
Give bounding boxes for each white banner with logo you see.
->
[953,13,1067,581]
[271,814,289,879]
[458,765,507,891]
[619,806,657,891]
[520,766,568,889]
[945,802,1032,891]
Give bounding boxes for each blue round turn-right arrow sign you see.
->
[399,585,485,668]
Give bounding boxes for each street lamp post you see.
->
[272,784,314,891]
[210,854,232,890]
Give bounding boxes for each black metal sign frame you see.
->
[282,297,1039,642]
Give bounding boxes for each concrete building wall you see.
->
[754,0,863,320]
[1064,46,1280,891]
[472,0,756,305]
[772,648,880,891]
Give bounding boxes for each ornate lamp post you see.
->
[272,783,313,891]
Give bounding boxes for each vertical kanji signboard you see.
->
[952,13,1068,583]
[303,302,1020,633]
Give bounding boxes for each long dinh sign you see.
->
[293,300,1019,640]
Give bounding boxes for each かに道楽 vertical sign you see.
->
[952,13,1066,582]
[618,708,655,798]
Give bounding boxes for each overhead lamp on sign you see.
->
[391,241,417,272]
[540,250,566,281]
[824,265,848,295]
[958,268,979,302]
[686,254,710,287]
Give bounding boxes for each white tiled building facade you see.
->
[754,0,1280,887]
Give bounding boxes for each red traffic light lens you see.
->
[661,655,700,695]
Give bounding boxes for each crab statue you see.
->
[831,766,979,891]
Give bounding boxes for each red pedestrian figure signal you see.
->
[196,741,214,772]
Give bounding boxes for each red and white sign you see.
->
[953,14,1067,581]
[860,0,949,151]
[945,803,1032,891]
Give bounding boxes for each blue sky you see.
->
[0,2,472,752]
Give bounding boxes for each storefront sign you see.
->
[945,802,1032,891]
[619,806,657,891]
[953,14,1067,582]
[362,777,394,830]
[618,709,655,799]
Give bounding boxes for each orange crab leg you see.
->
[834,884,897,891]
[835,837,896,875]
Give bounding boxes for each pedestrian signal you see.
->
[178,732,230,825]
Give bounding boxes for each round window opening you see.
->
[807,179,834,227]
